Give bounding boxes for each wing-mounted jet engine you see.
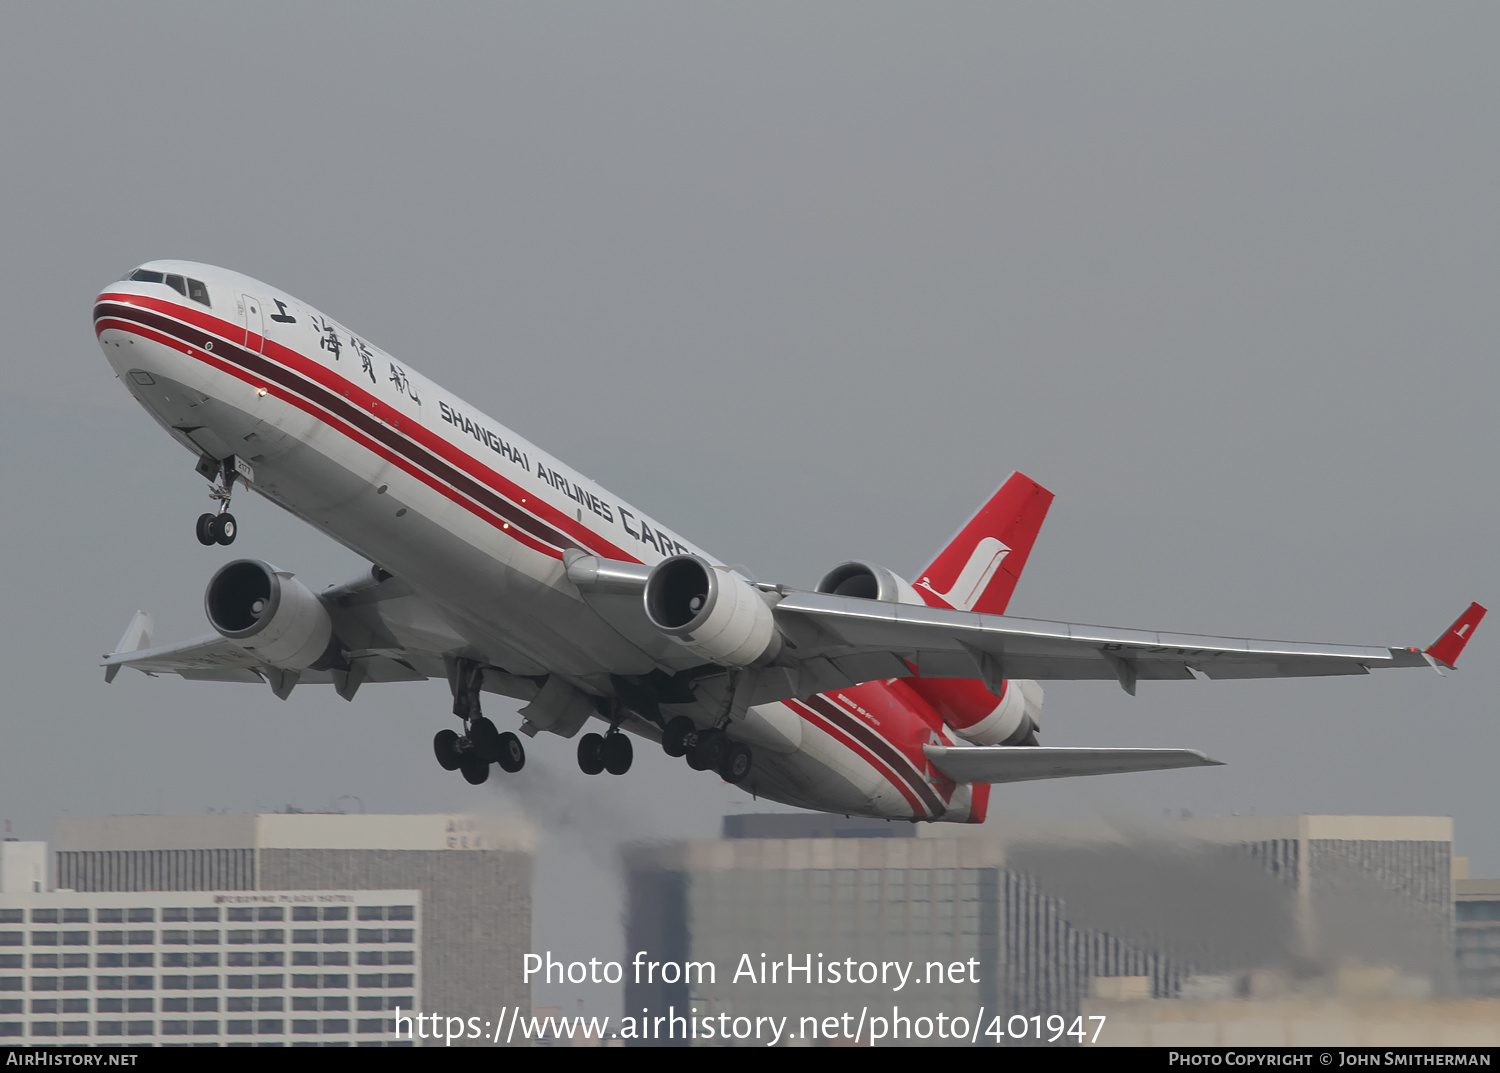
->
[205,559,334,670]
[643,555,782,667]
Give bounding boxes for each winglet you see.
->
[103,611,154,683]
[1424,602,1486,669]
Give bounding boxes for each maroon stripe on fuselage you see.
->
[96,301,587,558]
[798,694,947,817]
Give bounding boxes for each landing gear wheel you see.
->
[662,716,695,758]
[688,728,729,773]
[719,742,754,784]
[433,729,462,771]
[459,756,491,785]
[195,514,217,546]
[469,717,504,762]
[601,733,633,776]
[495,731,526,773]
[577,733,605,776]
[211,513,237,545]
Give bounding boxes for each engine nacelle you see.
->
[816,560,927,605]
[644,555,780,667]
[205,559,334,670]
[909,675,1044,746]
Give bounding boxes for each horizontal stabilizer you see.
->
[923,744,1222,785]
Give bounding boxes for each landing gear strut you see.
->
[434,658,526,783]
[195,456,238,546]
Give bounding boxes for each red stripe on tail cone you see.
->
[1426,602,1486,668]
[912,472,1053,615]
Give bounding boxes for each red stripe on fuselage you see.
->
[785,696,947,818]
[95,295,640,564]
[100,290,965,822]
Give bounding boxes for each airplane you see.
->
[95,261,1486,824]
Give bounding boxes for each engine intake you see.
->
[644,555,780,667]
[205,559,334,670]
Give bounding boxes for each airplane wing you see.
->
[565,553,1483,706]
[101,575,441,699]
[923,744,1221,784]
[104,631,274,684]
[765,595,1485,697]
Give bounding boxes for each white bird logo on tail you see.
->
[916,537,1011,611]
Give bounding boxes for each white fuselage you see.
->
[96,261,976,823]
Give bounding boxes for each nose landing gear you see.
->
[194,456,240,546]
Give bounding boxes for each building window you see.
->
[127,909,155,924]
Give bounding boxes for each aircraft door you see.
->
[239,294,265,352]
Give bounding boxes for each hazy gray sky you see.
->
[1,2,1495,1016]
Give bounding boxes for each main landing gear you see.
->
[433,659,525,786]
[577,731,633,776]
[661,715,753,784]
[195,456,238,546]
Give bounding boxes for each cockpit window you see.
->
[122,268,212,307]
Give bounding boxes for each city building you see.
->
[624,814,1456,1046]
[1455,875,1500,997]
[0,812,533,1047]
[0,887,419,1046]
[0,841,46,895]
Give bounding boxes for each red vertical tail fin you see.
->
[912,472,1054,614]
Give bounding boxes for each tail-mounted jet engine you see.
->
[815,559,1043,746]
[644,555,781,667]
[205,559,334,669]
[815,560,927,606]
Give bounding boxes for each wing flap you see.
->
[924,744,1222,784]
